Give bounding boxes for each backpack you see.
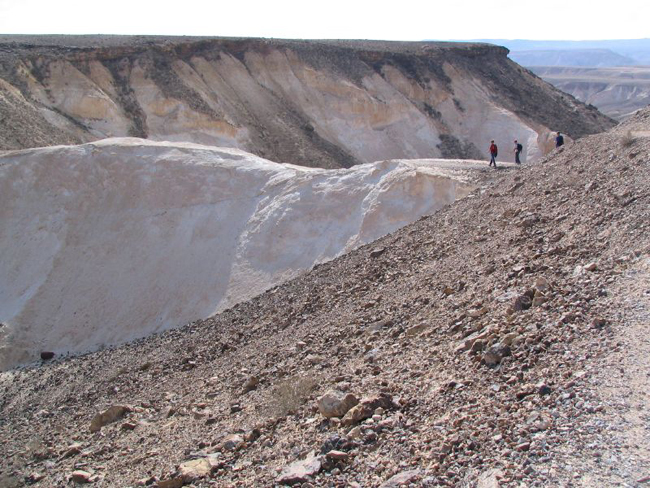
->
[516,143,523,152]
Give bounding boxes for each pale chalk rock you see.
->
[477,469,504,488]
[0,139,479,370]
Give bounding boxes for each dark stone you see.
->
[536,382,552,395]
[513,294,532,311]
[369,247,386,258]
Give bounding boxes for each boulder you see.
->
[70,470,92,484]
[482,343,511,366]
[179,458,212,482]
[89,405,131,433]
[277,452,322,485]
[220,434,244,452]
[317,390,359,418]
[157,478,183,488]
[370,247,386,258]
[379,470,422,487]
[341,394,397,426]
[242,376,259,393]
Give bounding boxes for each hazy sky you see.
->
[0,0,648,41]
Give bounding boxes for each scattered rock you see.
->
[61,442,82,459]
[536,382,552,395]
[317,390,359,418]
[405,323,428,337]
[325,450,349,461]
[369,247,386,258]
[89,405,131,433]
[220,434,244,452]
[135,476,156,486]
[512,294,532,312]
[515,442,531,452]
[70,470,92,484]
[40,351,55,360]
[501,333,520,346]
[379,469,422,487]
[157,478,184,488]
[178,458,212,482]
[341,394,397,426]
[477,469,503,488]
[482,343,511,366]
[121,421,137,430]
[277,452,322,485]
[26,472,45,482]
[242,375,259,393]
[591,317,608,329]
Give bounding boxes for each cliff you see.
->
[0,36,615,167]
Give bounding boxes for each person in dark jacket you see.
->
[489,140,498,168]
[513,140,522,164]
[555,132,564,148]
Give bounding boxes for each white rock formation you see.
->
[0,138,483,369]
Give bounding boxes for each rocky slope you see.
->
[0,36,614,166]
[0,108,647,486]
[0,139,487,370]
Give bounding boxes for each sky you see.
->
[0,0,648,41]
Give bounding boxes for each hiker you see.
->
[489,140,498,168]
[555,131,564,148]
[513,140,523,164]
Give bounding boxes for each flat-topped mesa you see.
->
[0,36,614,167]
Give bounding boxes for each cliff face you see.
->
[0,36,614,167]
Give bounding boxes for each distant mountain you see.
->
[509,49,636,67]
[475,39,650,66]
[459,39,650,118]
[530,66,650,120]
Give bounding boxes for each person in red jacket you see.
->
[489,140,498,168]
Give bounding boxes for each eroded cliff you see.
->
[0,36,614,166]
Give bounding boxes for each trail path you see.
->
[549,257,650,486]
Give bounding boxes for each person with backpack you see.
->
[489,140,498,168]
[555,132,564,148]
[513,140,523,164]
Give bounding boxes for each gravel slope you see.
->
[0,109,648,487]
